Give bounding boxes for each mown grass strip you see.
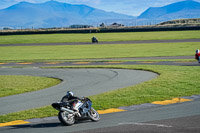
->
[0,65,199,123]
[0,30,200,44]
[0,42,199,61]
[0,75,61,97]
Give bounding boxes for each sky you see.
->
[0,0,200,16]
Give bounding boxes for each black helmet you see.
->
[196,49,200,54]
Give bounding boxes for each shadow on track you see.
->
[9,122,61,129]
[9,119,92,129]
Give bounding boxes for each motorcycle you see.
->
[52,97,100,126]
[92,37,98,43]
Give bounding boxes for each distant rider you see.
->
[195,49,200,63]
[92,36,98,43]
[61,91,82,111]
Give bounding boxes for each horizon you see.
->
[1,0,200,16]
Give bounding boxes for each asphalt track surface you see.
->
[1,58,199,66]
[1,98,200,133]
[0,39,200,132]
[0,68,158,115]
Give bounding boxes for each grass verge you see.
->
[0,42,199,61]
[0,75,61,97]
[0,30,200,44]
[0,65,200,123]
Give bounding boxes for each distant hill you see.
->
[0,1,134,29]
[158,18,200,25]
[138,0,200,21]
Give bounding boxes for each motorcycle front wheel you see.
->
[58,111,75,126]
[88,107,100,122]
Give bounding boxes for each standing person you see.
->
[195,49,200,63]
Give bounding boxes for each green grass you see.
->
[0,65,200,123]
[0,42,199,61]
[0,75,61,97]
[0,30,200,44]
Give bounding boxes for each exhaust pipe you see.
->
[61,107,74,114]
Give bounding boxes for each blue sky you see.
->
[1,0,200,16]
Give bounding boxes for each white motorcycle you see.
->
[52,97,100,126]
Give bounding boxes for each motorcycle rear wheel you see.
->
[58,111,75,126]
[88,107,100,122]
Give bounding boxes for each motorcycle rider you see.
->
[92,36,98,43]
[52,91,100,125]
[195,49,200,63]
[61,91,82,111]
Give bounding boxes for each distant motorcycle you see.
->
[52,97,100,126]
[92,36,98,43]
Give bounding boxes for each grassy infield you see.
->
[0,30,200,123]
[0,76,61,97]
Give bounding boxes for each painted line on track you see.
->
[72,62,91,65]
[16,62,33,65]
[0,120,30,127]
[118,122,172,128]
[97,108,126,114]
[119,96,196,111]
[152,98,192,105]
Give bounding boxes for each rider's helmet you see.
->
[66,91,74,97]
[196,49,200,54]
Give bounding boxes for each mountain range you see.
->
[0,1,134,29]
[138,0,200,20]
[0,0,200,29]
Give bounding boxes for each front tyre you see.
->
[58,111,75,126]
[88,107,100,122]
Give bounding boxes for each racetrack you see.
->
[0,39,200,132]
[0,68,158,115]
[0,39,199,67]
[1,67,200,133]
[1,95,200,133]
